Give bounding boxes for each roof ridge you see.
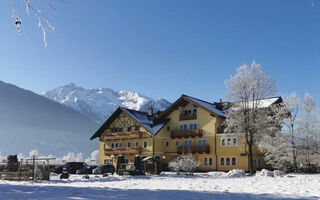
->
[120,106,149,115]
[182,94,215,106]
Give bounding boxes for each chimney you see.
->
[148,107,154,115]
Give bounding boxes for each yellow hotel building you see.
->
[90,95,282,172]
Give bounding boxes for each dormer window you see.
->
[193,109,197,115]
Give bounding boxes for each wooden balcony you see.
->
[103,131,142,141]
[179,114,197,121]
[170,129,202,138]
[104,147,143,155]
[177,145,210,154]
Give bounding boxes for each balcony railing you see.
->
[177,145,210,154]
[104,147,142,155]
[170,129,202,138]
[103,131,142,141]
[179,114,197,121]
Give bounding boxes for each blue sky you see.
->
[0,0,319,103]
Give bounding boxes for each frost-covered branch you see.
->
[11,0,61,47]
[224,61,277,173]
[168,155,199,175]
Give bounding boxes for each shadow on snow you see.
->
[0,184,316,200]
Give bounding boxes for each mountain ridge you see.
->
[0,80,98,157]
[43,83,171,123]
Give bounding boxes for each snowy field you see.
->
[0,171,319,200]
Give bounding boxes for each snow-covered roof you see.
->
[123,108,168,135]
[183,95,225,117]
[231,97,282,110]
[90,107,168,139]
[91,95,282,140]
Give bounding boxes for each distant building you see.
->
[90,94,282,171]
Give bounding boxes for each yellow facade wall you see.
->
[97,103,265,172]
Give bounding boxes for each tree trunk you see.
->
[292,139,298,172]
[248,141,255,174]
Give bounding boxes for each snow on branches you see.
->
[258,92,320,172]
[224,61,277,173]
[11,0,61,47]
[168,155,200,175]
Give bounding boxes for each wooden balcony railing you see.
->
[179,114,197,121]
[103,131,142,141]
[177,145,210,154]
[104,147,142,155]
[170,129,202,138]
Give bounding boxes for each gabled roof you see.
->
[230,96,283,110]
[90,107,168,140]
[157,94,225,121]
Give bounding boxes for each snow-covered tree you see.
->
[298,93,320,165]
[29,149,39,158]
[85,150,100,165]
[62,152,84,162]
[224,61,277,174]
[10,0,63,47]
[258,93,301,172]
[168,155,200,175]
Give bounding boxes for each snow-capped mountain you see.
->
[0,81,98,157]
[43,83,171,123]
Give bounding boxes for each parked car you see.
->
[92,164,115,175]
[51,165,63,174]
[62,162,88,174]
[76,165,98,174]
[88,165,98,174]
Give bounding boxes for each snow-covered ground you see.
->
[0,171,319,200]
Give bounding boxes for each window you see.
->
[204,158,213,166]
[135,141,139,147]
[175,141,179,147]
[232,158,236,166]
[115,143,119,148]
[221,139,225,146]
[226,158,230,165]
[128,142,131,147]
[188,110,191,114]
[103,143,106,149]
[189,124,194,130]
[220,157,225,165]
[184,140,192,146]
[143,141,147,148]
[167,126,170,131]
[194,124,198,129]
[127,127,131,132]
[198,139,206,146]
[183,124,187,130]
[165,141,169,147]
[193,109,197,115]
[119,143,123,147]
[209,158,213,165]
[111,143,115,148]
[204,158,208,166]
[227,138,231,146]
[184,110,188,115]
[222,137,237,146]
[104,159,113,165]
[233,138,237,146]
[135,126,140,131]
[179,125,184,130]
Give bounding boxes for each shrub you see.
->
[168,155,199,175]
